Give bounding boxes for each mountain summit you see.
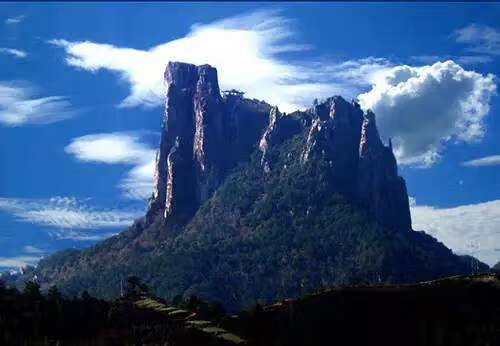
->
[148,62,270,223]
[149,62,410,232]
[16,62,486,310]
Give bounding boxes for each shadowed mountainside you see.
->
[5,62,489,311]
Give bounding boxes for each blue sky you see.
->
[1,3,499,270]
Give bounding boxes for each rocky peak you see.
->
[259,106,309,172]
[195,64,220,95]
[301,97,364,191]
[357,110,410,231]
[149,62,226,222]
[148,62,269,223]
[359,110,384,159]
[259,106,281,173]
[149,62,411,232]
[297,97,410,231]
[164,62,197,89]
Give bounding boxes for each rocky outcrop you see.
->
[149,63,218,222]
[149,62,412,232]
[301,97,364,191]
[148,62,269,223]
[259,106,304,172]
[295,98,411,231]
[357,111,411,231]
[300,99,410,231]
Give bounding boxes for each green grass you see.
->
[201,326,227,335]
[186,320,212,326]
[217,333,246,344]
[168,309,189,316]
[135,298,168,311]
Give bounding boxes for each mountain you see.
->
[147,63,270,224]
[147,62,411,232]
[8,62,488,311]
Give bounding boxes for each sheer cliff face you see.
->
[149,62,269,223]
[260,97,411,231]
[150,62,411,231]
[357,111,412,231]
[301,97,364,192]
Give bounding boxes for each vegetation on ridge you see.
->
[5,132,488,312]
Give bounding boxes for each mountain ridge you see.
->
[5,62,488,311]
[148,62,411,233]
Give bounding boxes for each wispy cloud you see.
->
[456,55,494,65]
[48,229,118,241]
[409,55,444,65]
[358,60,497,167]
[462,155,500,167]
[65,132,157,200]
[1,246,47,270]
[0,196,143,231]
[48,10,390,113]
[0,245,46,270]
[410,55,492,65]
[119,160,155,200]
[0,81,77,126]
[410,26,497,70]
[0,48,27,58]
[0,256,40,269]
[411,198,500,266]
[22,245,44,254]
[65,132,155,164]
[454,24,500,56]
[5,15,25,25]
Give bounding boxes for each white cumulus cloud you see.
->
[65,132,156,200]
[0,48,27,58]
[358,60,496,166]
[462,155,500,167]
[48,10,390,113]
[411,198,500,266]
[0,82,76,126]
